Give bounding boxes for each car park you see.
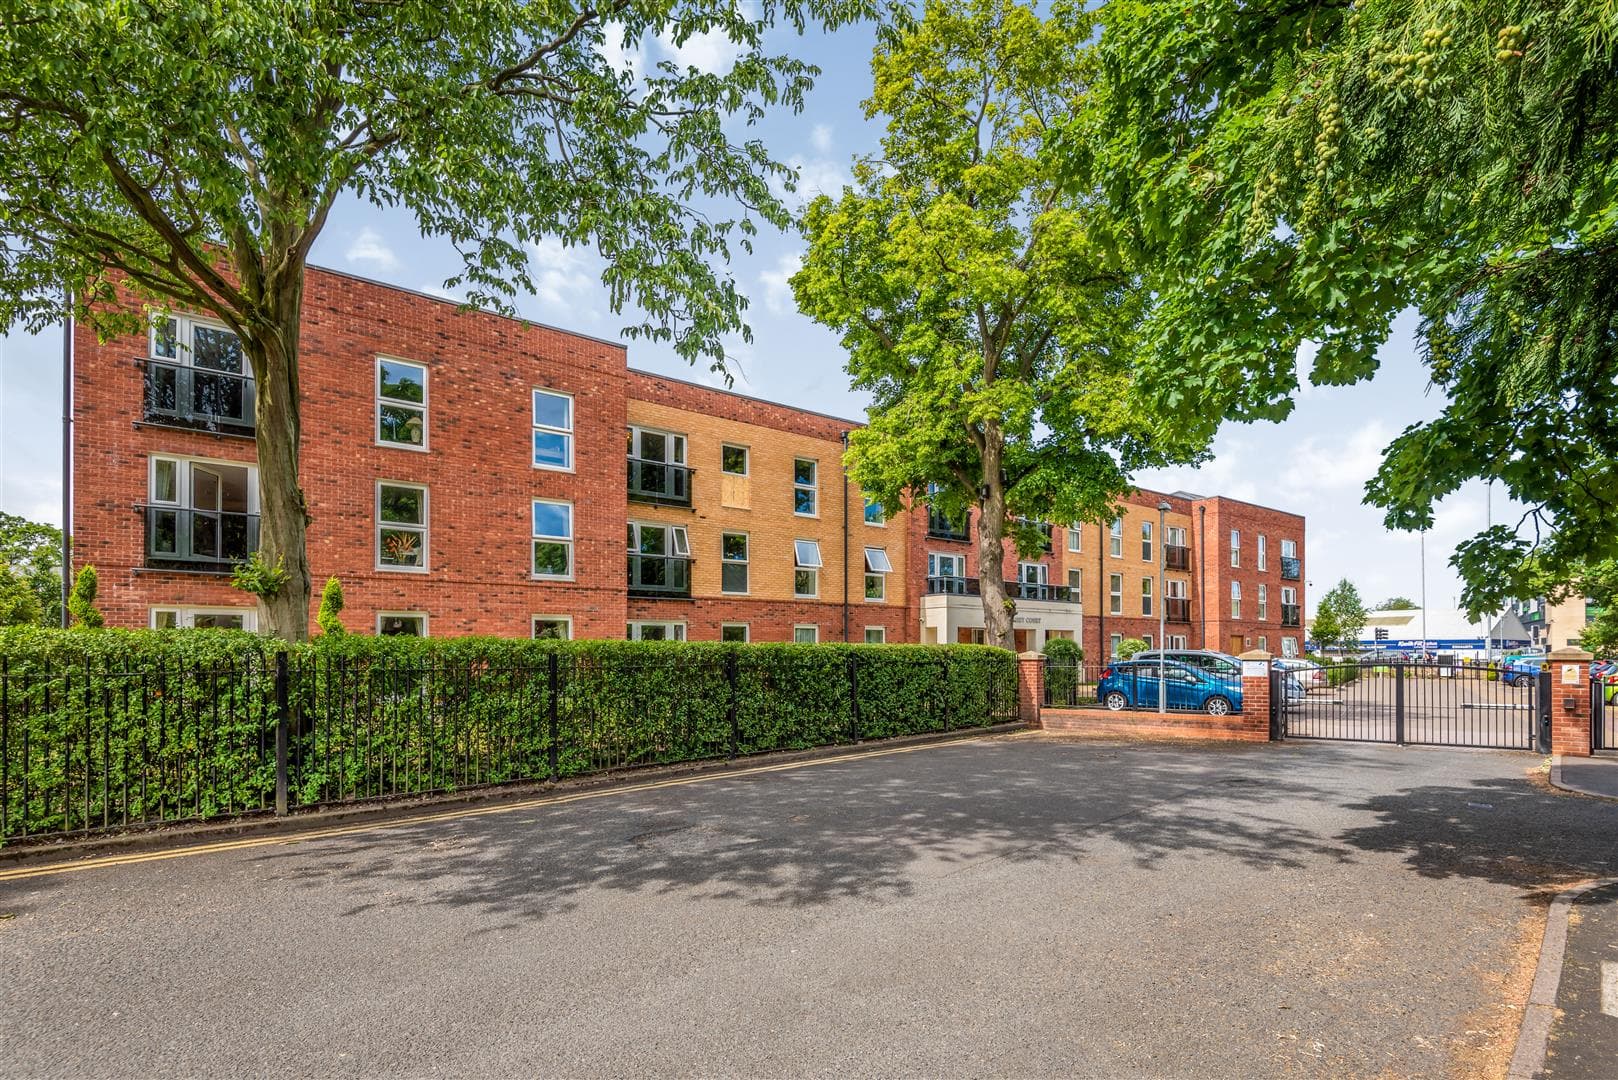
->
[1130,647,1305,707]
[1097,660,1243,716]
[1499,655,1545,687]
[1273,657,1327,690]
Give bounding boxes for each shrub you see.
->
[66,565,102,628]
[1042,637,1083,703]
[316,577,346,637]
[0,629,1018,843]
[1116,636,1148,660]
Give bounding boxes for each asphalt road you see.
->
[1542,881,1618,1079]
[1287,675,1540,748]
[3,737,1616,1078]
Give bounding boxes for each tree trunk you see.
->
[978,433,1015,650]
[244,269,312,641]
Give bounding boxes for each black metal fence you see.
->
[0,649,1018,844]
[1595,676,1614,753]
[1281,660,1541,750]
[1042,658,1104,708]
[1042,658,1242,715]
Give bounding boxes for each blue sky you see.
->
[0,16,1516,616]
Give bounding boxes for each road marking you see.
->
[1603,962,1617,1018]
[0,737,978,884]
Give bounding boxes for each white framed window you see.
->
[1166,525,1187,547]
[148,314,248,427]
[377,612,427,637]
[1166,578,1187,599]
[1141,521,1153,562]
[930,552,965,579]
[376,357,427,450]
[145,455,259,567]
[1068,524,1083,552]
[151,312,241,369]
[1258,635,1268,652]
[1020,561,1049,587]
[629,425,686,466]
[629,521,689,558]
[721,623,749,642]
[1231,580,1242,619]
[1257,584,1269,621]
[532,389,574,471]
[377,482,429,572]
[1141,577,1153,616]
[864,546,892,602]
[1281,538,1297,560]
[721,532,749,594]
[1109,632,1123,658]
[1230,528,1240,567]
[1282,586,1297,606]
[794,539,822,598]
[864,626,886,644]
[863,497,885,526]
[532,616,572,640]
[721,444,749,476]
[1282,636,1299,658]
[1143,634,1153,649]
[793,624,819,643]
[1068,568,1083,593]
[1168,634,1188,649]
[150,606,257,631]
[1257,534,1267,571]
[1109,573,1123,615]
[1109,517,1123,558]
[532,499,573,579]
[627,621,686,641]
[793,458,818,516]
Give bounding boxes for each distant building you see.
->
[1507,595,1599,652]
[1338,607,1531,660]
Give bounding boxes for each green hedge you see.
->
[0,629,1017,842]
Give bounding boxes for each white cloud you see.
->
[527,237,598,313]
[1274,419,1391,505]
[345,227,398,272]
[769,156,850,210]
[656,26,743,75]
[597,25,648,83]
[758,250,802,316]
[810,123,834,154]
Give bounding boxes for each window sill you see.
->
[376,440,431,453]
[376,565,430,574]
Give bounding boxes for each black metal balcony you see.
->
[927,509,969,542]
[142,505,259,572]
[1280,556,1301,580]
[627,457,692,507]
[1281,604,1302,627]
[1165,597,1191,623]
[627,554,692,597]
[925,576,1079,604]
[1164,544,1191,571]
[142,358,255,437]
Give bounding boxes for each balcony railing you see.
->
[1164,544,1191,571]
[141,358,256,436]
[1280,556,1301,580]
[1165,597,1191,623]
[627,554,692,597]
[142,505,259,572]
[927,509,969,542]
[626,457,693,507]
[925,576,1080,604]
[1281,604,1302,627]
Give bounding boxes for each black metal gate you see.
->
[1281,661,1543,751]
[1596,677,1615,754]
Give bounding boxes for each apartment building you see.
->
[69,266,1303,651]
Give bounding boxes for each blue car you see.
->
[1098,660,1243,716]
[1500,656,1545,687]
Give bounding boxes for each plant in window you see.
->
[383,531,420,567]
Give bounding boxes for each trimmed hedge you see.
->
[0,628,1017,842]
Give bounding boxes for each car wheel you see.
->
[1104,691,1129,711]
[1510,674,1528,688]
[1205,696,1232,717]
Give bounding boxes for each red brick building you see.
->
[69,266,1304,652]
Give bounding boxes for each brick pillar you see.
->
[1238,650,1274,740]
[1548,647,1594,758]
[1017,651,1044,729]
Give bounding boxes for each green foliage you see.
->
[0,0,873,639]
[66,565,102,629]
[1311,579,1368,652]
[1086,1,1618,615]
[0,563,41,626]
[1116,636,1148,659]
[0,629,1018,842]
[315,577,346,637]
[1377,597,1418,611]
[0,513,63,627]
[231,551,289,601]
[1041,635,1084,701]
[792,0,1199,645]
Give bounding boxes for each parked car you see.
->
[1273,657,1327,690]
[1097,660,1243,716]
[1500,656,1545,687]
[1131,648,1305,707]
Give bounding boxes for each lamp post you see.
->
[1158,501,1170,714]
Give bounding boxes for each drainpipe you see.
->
[1096,528,1105,659]
[841,430,850,642]
[60,292,74,627]
[1197,505,1207,650]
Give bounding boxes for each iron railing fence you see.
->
[142,505,260,572]
[627,554,693,597]
[1042,658,1241,714]
[626,456,693,507]
[1,648,1018,844]
[141,357,256,436]
[1281,660,1540,750]
[926,576,1080,603]
[1041,658,1106,709]
[1595,675,1614,753]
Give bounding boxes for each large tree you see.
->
[0,512,64,627]
[792,0,1190,648]
[1086,1,1618,616]
[0,0,866,639]
[1310,577,1367,652]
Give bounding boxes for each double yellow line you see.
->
[0,737,966,883]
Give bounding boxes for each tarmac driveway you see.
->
[2,736,1615,1078]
